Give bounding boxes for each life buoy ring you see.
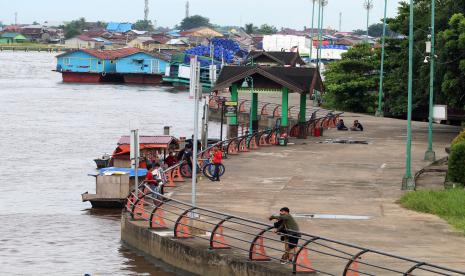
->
[101,72,107,77]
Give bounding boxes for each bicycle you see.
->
[201,159,225,180]
[180,159,225,180]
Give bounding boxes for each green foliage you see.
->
[257,24,277,35]
[437,13,465,110]
[383,0,465,115]
[180,15,212,30]
[244,23,256,34]
[451,130,465,146]
[399,189,465,234]
[323,44,378,113]
[244,23,277,35]
[133,20,154,32]
[352,29,365,35]
[64,17,87,39]
[448,141,465,185]
[367,23,395,38]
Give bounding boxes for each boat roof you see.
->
[117,135,177,146]
[56,47,158,60]
[96,167,148,177]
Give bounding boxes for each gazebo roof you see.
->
[245,51,306,67]
[212,66,324,94]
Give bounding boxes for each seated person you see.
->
[164,151,178,168]
[350,120,364,131]
[336,119,348,131]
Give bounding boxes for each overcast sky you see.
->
[0,0,404,31]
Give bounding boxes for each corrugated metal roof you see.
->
[117,135,177,145]
[82,48,142,60]
[56,47,169,61]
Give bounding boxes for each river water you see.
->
[0,52,220,275]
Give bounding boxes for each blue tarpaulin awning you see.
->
[88,167,148,177]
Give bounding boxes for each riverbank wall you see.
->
[121,213,291,276]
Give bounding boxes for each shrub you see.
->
[448,141,465,185]
[451,129,465,147]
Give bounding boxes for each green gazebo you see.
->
[212,65,324,138]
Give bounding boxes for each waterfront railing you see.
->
[126,185,465,275]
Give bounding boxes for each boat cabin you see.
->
[112,135,180,168]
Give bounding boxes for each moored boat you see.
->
[56,48,169,84]
[82,167,147,208]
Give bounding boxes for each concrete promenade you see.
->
[170,112,465,270]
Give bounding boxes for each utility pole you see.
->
[144,0,149,21]
[376,0,388,117]
[130,123,140,198]
[190,56,200,207]
[402,0,415,190]
[339,12,342,32]
[424,0,436,161]
[364,0,373,41]
[185,1,190,18]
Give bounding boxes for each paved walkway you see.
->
[171,113,465,270]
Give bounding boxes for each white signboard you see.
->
[433,105,447,121]
[178,65,191,79]
[130,129,139,167]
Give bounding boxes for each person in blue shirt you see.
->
[337,119,348,131]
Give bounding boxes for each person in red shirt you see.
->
[211,146,223,181]
[164,151,178,168]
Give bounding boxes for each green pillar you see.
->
[299,93,307,123]
[281,87,289,133]
[299,92,308,138]
[425,0,436,162]
[228,84,239,138]
[402,0,415,190]
[250,92,258,132]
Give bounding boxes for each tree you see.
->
[385,0,465,116]
[133,19,154,32]
[352,29,366,35]
[437,13,465,109]
[32,21,40,25]
[323,44,379,113]
[244,23,258,34]
[368,23,396,37]
[257,24,278,35]
[180,15,212,30]
[64,17,88,39]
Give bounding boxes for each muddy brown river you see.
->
[0,51,220,275]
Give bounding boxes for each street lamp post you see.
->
[376,0,388,117]
[424,0,436,162]
[316,0,322,68]
[309,0,317,63]
[317,0,328,68]
[243,76,255,133]
[402,0,415,190]
[364,0,374,42]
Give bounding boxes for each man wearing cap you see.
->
[269,207,301,264]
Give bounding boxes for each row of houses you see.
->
[0,23,63,44]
